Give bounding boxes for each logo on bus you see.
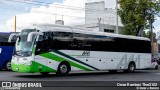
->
[0,48,2,54]
[82,51,90,56]
[116,54,140,68]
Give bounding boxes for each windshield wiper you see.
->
[16,50,22,53]
[15,50,22,56]
[15,50,30,56]
[24,51,30,56]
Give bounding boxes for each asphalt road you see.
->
[0,69,160,81]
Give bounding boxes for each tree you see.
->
[145,31,157,42]
[118,0,160,36]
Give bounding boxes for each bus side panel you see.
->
[71,51,151,70]
[0,46,14,69]
[34,53,59,73]
[73,50,106,70]
[34,55,50,72]
[0,46,3,69]
[139,53,151,69]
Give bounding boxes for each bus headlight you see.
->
[11,57,16,63]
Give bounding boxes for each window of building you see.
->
[104,29,114,33]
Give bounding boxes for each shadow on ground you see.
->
[13,70,151,78]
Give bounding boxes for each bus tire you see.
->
[155,65,158,70]
[127,62,136,73]
[3,60,11,71]
[108,70,117,73]
[40,72,50,76]
[56,62,70,76]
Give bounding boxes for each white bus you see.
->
[9,24,152,76]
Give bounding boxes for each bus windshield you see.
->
[14,29,37,57]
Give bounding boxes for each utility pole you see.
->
[116,0,119,34]
[14,16,16,32]
[149,15,154,58]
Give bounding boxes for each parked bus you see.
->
[9,24,152,75]
[0,32,17,70]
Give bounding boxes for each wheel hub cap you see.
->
[60,65,67,74]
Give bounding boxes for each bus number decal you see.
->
[82,51,90,56]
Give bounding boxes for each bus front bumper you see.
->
[11,63,33,73]
[11,61,56,73]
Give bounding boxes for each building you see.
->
[55,20,64,25]
[85,1,123,33]
[153,42,159,58]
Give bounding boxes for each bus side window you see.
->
[51,32,73,50]
[42,32,52,52]
[38,35,43,41]
[0,48,2,54]
[36,32,51,54]
[72,33,94,50]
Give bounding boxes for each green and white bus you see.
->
[9,24,152,76]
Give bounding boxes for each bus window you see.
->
[35,32,49,54]
[38,35,43,41]
[0,48,2,54]
[52,32,73,50]
[53,32,72,41]
[72,33,94,50]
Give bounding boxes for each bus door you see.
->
[34,33,49,72]
[47,31,73,69]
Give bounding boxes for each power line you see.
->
[0,5,118,27]
[5,0,116,12]
[0,5,28,11]
[0,7,96,24]
[0,6,116,23]
[0,7,25,12]
[0,6,85,18]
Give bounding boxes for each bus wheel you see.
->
[56,62,70,76]
[4,61,11,71]
[155,65,158,70]
[41,72,50,76]
[127,62,136,73]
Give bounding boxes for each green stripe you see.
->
[39,52,91,71]
[54,50,99,70]
[32,61,56,72]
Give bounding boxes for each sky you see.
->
[0,0,160,35]
[0,0,117,32]
[0,0,62,24]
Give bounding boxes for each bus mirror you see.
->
[8,33,19,43]
[27,32,43,42]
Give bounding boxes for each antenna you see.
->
[14,16,16,32]
[62,14,63,21]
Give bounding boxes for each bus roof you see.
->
[0,32,19,34]
[30,24,150,41]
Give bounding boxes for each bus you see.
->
[0,32,17,70]
[9,24,152,75]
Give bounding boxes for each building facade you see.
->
[85,1,123,33]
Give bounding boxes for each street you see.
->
[0,69,160,81]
